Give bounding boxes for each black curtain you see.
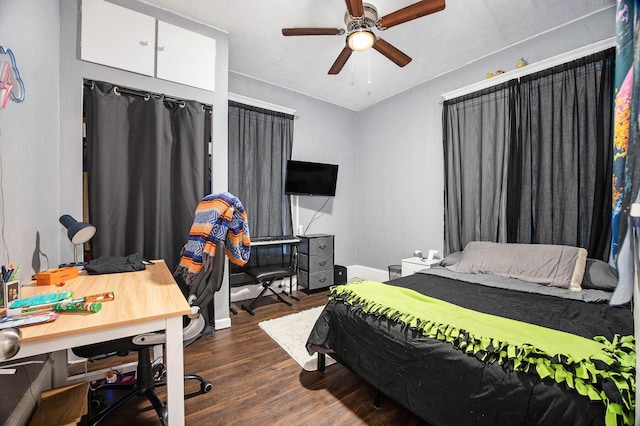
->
[443,48,614,259]
[84,81,210,271]
[515,50,614,259]
[227,101,294,237]
[443,81,518,254]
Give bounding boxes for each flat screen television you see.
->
[284,160,338,196]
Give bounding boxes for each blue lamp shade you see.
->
[59,214,96,245]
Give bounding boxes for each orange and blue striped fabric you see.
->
[176,192,251,284]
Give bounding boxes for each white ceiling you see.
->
[140,0,615,111]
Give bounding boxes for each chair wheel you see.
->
[159,407,168,426]
[201,381,213,393]
[153,363,166,377]
[90,398,102,409]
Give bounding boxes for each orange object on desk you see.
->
[35,267,78,285]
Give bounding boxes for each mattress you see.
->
[306,271,634,425]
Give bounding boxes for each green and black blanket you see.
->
[308,275,635,425]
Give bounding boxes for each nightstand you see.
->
[401,257,441,276]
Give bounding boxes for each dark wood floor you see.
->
[75,289,426,425]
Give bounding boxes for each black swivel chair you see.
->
[73,242,226,426]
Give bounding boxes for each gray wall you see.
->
[229,73,359,268]
[0,1,617,324]
[356,8,616,270]
[227,6,615,272]
[0,1,61,283]
[0,0,232,323]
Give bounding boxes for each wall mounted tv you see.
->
[284,160,339,196]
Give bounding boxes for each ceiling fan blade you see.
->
[373,38,412,67]
[282,28,345,36]
[377,0,445,30]
[345,0,365,18]
[328,47,353,75]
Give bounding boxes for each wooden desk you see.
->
[13,260,191,426]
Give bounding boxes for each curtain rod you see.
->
[228,92,299,119]
[83,80,213,112]
[440,38,616,102]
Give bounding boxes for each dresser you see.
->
[297,234,334,291]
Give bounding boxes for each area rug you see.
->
[258,305,336,371]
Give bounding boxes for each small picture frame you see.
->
[4,280,20,308]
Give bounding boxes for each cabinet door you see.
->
[156,21,216,91]
[80,0,155,76]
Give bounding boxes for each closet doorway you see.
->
[82,80,212,271]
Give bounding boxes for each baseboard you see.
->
[346,265,389,282]
[230,277,297,302]
[229,266,388,301]
[215,316,231,330]
[221,265,388,329]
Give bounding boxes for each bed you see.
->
[306,242,635,425]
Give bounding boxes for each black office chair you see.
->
[73,242,226,426]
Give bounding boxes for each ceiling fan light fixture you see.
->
[347,30,375,52]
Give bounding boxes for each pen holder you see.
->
[1,280,20,309]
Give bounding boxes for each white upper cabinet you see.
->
[80,0,156,77]
[156,21,216,92]
[80,0,216,91]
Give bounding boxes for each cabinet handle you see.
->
[319,244,327,249]
[139,40,150,47]
[319,261,326,266]
[319,277,326,283]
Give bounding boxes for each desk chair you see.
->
[73,242,226,426]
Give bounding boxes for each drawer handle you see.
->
[319,277,326,283]
[319,261,326,266]
[318,244,327,249]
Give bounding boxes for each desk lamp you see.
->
[59,214,96,267]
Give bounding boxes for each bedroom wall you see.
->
[0,0,61,285]
[59,0,231,325]
[228,73,359,268]
[355,7,616,271]
[0,0,618,321]
[0,0,233,326]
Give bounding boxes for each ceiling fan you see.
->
[282,0,446,75]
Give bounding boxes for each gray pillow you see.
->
[451,241,587,291]
[439,251,461,267]
[581,258,618,291]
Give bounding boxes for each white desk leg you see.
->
[165,316,185,426]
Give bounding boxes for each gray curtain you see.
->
[443,81,517,254]
[84,81,209,271]
[228,101,294,237]
[442,49,614,259]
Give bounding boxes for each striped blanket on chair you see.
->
[176,192,251,285]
